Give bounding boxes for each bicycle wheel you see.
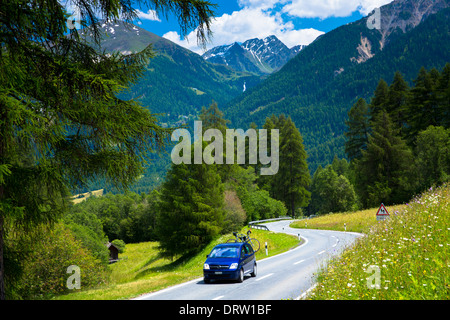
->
[226,238,237,243]
[247,238,260,252]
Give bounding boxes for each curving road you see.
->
[134,220,362,300]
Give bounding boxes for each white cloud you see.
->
[282,0,394,19]
[163,0,393,54]
[163,7,324,54]
[135,9,161,22]
[359,0,395,15]
[277,28,325,48]
[163,31,203,53]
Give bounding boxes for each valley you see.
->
[1,0,449,303]
[224,0,450,173]
[84,0,450,193]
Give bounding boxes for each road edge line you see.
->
[295,283,317,300]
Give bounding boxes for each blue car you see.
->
[203,242,257,283]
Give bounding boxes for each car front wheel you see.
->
[237,268,244,283]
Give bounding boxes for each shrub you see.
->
[15,223,107,299]
[223,190,247,233]
[241,189,288,222]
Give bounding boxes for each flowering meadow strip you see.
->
[307,184,449,300]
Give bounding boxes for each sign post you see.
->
[376,203,390,221]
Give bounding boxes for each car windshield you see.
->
[209,246,239,258]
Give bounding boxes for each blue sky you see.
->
[131,0,393,54]
[65,0,393,53]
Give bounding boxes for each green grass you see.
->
[290,204,406,233]
[54,228,299,300]
[298,184,450,300]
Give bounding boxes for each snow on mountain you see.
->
[202,35,306,74]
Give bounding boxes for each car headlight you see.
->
[229,263,239,270]
[204,263,210,270]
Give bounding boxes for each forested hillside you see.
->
[80,21,264,194]
[84,20,262,124]
[224,4,450,173]
[84,2,450,193]
[309,64,449,214]
[2,0,449,301]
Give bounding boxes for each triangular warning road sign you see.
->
[376,203,389,216]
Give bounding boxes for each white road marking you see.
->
[134,220,364,300]
[259,234,308,263]
[133,277,201,300]
[332,238,340,247]
[294,259,305,265]
[255,273,274,282]
[295,284,318,300]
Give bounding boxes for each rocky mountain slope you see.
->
[377,0,449,48]
[81,20,262,122]
[202,35,305,75]
[224,0,450,173]
[80,20,264,193]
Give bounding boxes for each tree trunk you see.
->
[0,103,5,300]
[290,197,295,218]
[0,214,5,300]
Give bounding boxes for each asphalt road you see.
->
[134,220,362,300]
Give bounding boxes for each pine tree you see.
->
[355,112,414,208]
[386,71,409,129]
[199,101,229,134]
[257,116,276,193]
[157,144,224,257]
[370,79,389,118]
[0,0,215,300]
[414,126,450,191]
[308,165,323,215]
[331,155,350,177]
[405,67,439,142]
[434,63,450,128]
[344,98,371,161]
[274,117,311,217]
[246,122,260,172]
[198,101,238,181]
[309,165,357,215]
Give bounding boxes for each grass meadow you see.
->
[292,184,450,300]
[291,204,407,233]
[55,184,450,300]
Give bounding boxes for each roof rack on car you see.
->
[226,230,260,252]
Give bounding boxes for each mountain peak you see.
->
[203,35,305,75]
[264,35,279,42]
[80,19,163,55]
[223,0,450,173]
